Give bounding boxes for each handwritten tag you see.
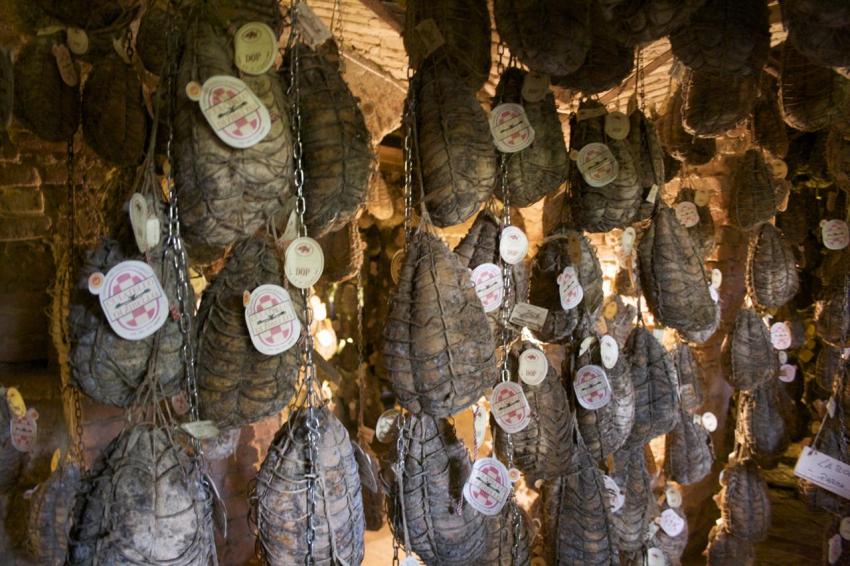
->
[234,22,277,75]
[675,201,700,228]
[285,237,324,289]
[659,508,685,537]
[519,348,548,386]
[129,193,153,253]
[557,266,583,311]
[93,261,169,340]
[522,71,550,103]
[600,335,619,369]
[647,547,666,566]
[509,302,548,331]
[198,75,271,149]
[576,143,618,188]
[604,111,630,140]
[603,474,624,512]
[822,220,850,250]
[646,184,659,203]
[471,263,504,313]
[490,382,531,434]
[778,363,796,383]
[463,457,511,516]
[10,407,37,452]
[490,103,535,153]
[794,446,850,500]
[770,321,792,350]
[574,365,612,410]
[499,226,528,265]
[244,284,301,355]
[701,412,718,432]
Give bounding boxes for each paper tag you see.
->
[129,193,152,253]
[509,302,548,331]
[557,266,584,311]
[576,143,618,188]
[574,365,612,410]
[285,237,324,289]
[647,547,666,566]
[294,2,333,48]
[709,284,719,303]
[604,111,630,140]
[518,348,548,386]
[659,508,685,537]
[391,249,404,284]
[621,227,636,254]
[646,184,660,203]
[778,351,788,364]
[375,409,400,443]
[490,103,535,153]
[666,485,682,508]
[603,474,625,512]
[679,384,698,412]
[198,75,271,148]
[829,397,837,418]
[180,420,220,440]
[66,28,88,55]
[171,390,190,415]
[711,268,722,289]
[822,220,850,250]
[52,43,78,87]
[576,105,607,121]
[473,405,489,449]
[770,322,792,350]
[578,336,595,357]
[694,187,711,206]
[600,335,619,369]
[96,260,169,340]
[490,381,531,434]
[244,284,301,355]
[499,226,528,265]
[471,263,504,313]
[701,412,718,432]
[794,446,850,500]
[508,467,521,482]
[413,19,445,60]
[10,408,38,452]
[675,201,700,228]
[778,363,796,383]
[400,557,419,566]
[522,71,550,103]
[830,534,843,564]
[463,457,511,516]
[185,81,202,101]
[234,22,277,75]
[840,517,850,540]
[5,387,26,418]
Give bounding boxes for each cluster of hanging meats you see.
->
[0,0,849,564]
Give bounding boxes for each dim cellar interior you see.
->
[0,0,849,564]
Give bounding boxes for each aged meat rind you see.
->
[611,447,656,553]
[717,458,771,542]
[736,378,793,470]
[705,524,755,566]
[480,503,531,565]
[602,0,707,46]
[779,45,843,132]
[657,84,716,165]
[664,404,714,484]
[747,222,799,309]
[625,328,679,447]
[728,149,776,231]
[682,71,757,138]
[27,462,81,565]
[722,308,777,391]
[752,75,789,158]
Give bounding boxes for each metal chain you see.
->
[402,69,416,248]
[356,272,366,437]
[392,413,411,564]
[496,40,507,77]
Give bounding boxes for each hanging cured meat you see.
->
[664,404,714,485]
[412,61,497,228]
[728,149,776,231]
[674,187,715,262]
[281,41,372,237]
[316,221,364,284]
[69,426,215,565]
[601,0,706,46]
[682,71,758,138]
[383,415,487,565]
[717,458,771,542]
[493,68,568,207]
[173,19,292,262]
[383,230,497,417]
[786,2,850,69]
[705,524,756,566]
[657,85,716,165]
[27,461,81,566]
[196,237,301,429]
[736,378,794,469]
[253,407,366,565]
[722,308,777,391]
[611,447,656,553]
[747,222,799,309]
[135,1,175,75]
[629,109,668,223]
[480,503,531,565]
[638,205,716,334]
[752,75,790,158]
[780,45,843,132]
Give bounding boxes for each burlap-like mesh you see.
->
[611,446,657,553]
[316,221,364,285]
[664,404,714,485]
[779,44,842,132]
[480,504,531,565]
[27,462,81,566]
[717,458,771,542]
[721,308,777,391]
[747,222,799,309]
[752,75,789,158]
[736,378,794,470]
[728,149,776,231]
[600,0,706,46]
[682,70,757,138]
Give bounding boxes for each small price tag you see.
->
[509,303,548,331]
[574,365,612,410]
[770,321,792,350]
[666,485,682,508]
[576,143,618,188]
[391,249,405,285]
[711,268,722,289]
[604,111,630,140]
[522,71,550,103]
[778,363,796,383]
[5,387,26,418]
[52,43,78,86]
[473,405,489,450]
[603,474,624,512]
[490,103,535,153]
[778,350,788,364]
[234,22,277,75]
[171,391,190,415]
[578,336,595,357]
[518,348,548,386]
[600,335,619,369]
[646,184,659,204]
[413,19,445,60]
[490,382,531,434]
[198,75,271,149]
[93,260,169,341]
[499,226,528,265]
[603,298,618,320]
[701,412,718,432]
[375,409,400,443]
[244,284,301,355]
[794,446,850,500]
[557,266,583,311]
[285,237,324,289]
[471,263,504,313]
[294,2,333,48]
[129,193,153,253]
[10,408,38,452]
[675,201,700,228]
[659,508,685,537]
[180,420,220,440]
[822,220,850,250]
[463,457,512,516]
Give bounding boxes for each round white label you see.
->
[285,237,324,289]
[471,263,504,313]
[171,391,190,416]
[577,143,618,188]
[711,268,722,289]
[604,111,630,140]
[522,71,550,103]
[675,201,700,228]
[519,348,549,386]
[490,381,531,434]
[701,412,718,432]
[647,547,666,566]
[621,227,636,254]
[97,260,169,341]
[666,485,682,508]
[244,284,301,355]
[557,266,584,311]
[778,363,797,383]
[198,75,271,149]
[463,457,512,516]
[770,321,792,350]
[778,350,788,364]
[659,508,685,537]
[600,335,619,369]
[185,81,202,101]
[822,219,850,250]
[840,517,850,540]
[499,226,528,265]
[490,103,535,153]
[694,188,711,207]
[574,365,612,410]
[603,474,625,512]
[234,22,277,75]
[375,409,400,443]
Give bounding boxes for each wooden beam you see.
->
[355,0,403,33]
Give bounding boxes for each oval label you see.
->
[10,408,38,452]
[98,260,169,340]
[603,474,624,512]
[490,381,531,434]
[701,411,718,432]
[822,219,850,250]
[778,363,796,383]
[666,485,682,508]
[604,111,630,140]
[574,365,612,410]
[199,75,271,149]
[462,457,511,516]
[234,22,277,75]
[577,142,618,188]
[244,284,301,355]
[391,249,405,284]
[600,335,619,369]
[675,201,700,228]
[770,321,792,350]
[557,265,584,311]
[499,226,528,265]
[518,348,548,386]
[285,236,324,289]
[471,263,504,313]
[490,103,535,153]
[711,268,722,289]
[621,227,636,254]
[659,508,685,537]
[522,71,550,103]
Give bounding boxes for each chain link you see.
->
[392,413,411,563]
[402,69,416,247]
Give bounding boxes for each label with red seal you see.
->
[244,284,301,355]
[574,365,611,410]
[557,266,583,310]
[490,103,535,153]
[490,381,531,434]
[10,407,38,452]
[675,201,700,228]
[576,143,618,188]
[499,226,528,265]
[463,457,512,516]
[91,260,169,341]
[518,348,548,386]
[603,474,624,512]
[199,75,271,149]
[285,237,324,289]
[471,263,504,313]
[234,22,277,75]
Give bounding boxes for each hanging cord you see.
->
[402,67,416,248]
[391,414,413,565]
[355,271,368,444]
